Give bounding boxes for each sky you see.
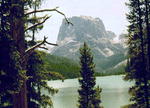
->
[37,0,128,43]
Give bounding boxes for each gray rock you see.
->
[51,16,126,72]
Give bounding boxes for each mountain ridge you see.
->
[50,16,126,72]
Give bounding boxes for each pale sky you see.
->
[37,0,128,43]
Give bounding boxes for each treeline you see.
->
[44,54,80,79]
[96,64,126,76]
[44,54,126,79]
[95,53,126,70]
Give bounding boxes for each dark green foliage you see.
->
[0,93,12,107]
[96,64,126,76]
[124,0,150,108]
[121,104,137,108]
[26,50,60,108]
[25,0,65,107]
[44,54,80,79]
[0,0,24,106]
[0,36,23,107]
[78,43,102,108]
[0,36,23,95]
[92,86,103,108]
[1,0,70,107]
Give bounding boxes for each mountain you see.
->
[51,16,126,72]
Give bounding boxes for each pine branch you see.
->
[25,7,73,25]
[25,16,51,32]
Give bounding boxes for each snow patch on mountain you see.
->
[103,48,114,57]
[114,60,127,69]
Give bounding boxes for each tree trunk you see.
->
[10,0,28,108]
[13,82,28,108]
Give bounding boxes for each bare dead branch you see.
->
[25,37,46,54]
[25,16,51,32]
[25,7,59,16]
[45,41,58,46]
[25,36,58,54]
[20,36,57,64]
[25,7,73,25]
[39,46,48,50]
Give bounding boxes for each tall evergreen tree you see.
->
[124,0,150,108]
[0,0,24,107]
[0,0,71,107]
[78,42,102,108]
[25,1,64,107]
[26,50,62,108]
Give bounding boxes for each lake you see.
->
[48,75,133,108]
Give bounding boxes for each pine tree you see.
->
[0,0,24,107]
[78,42,102,108]
[25,1,64,107]
[26,50,61,108]
[124,0,150,108]
[0,0,71,107]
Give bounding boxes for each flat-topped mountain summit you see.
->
[51,16,126,72]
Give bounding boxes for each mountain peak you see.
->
[51,16,126,72]
[80,16,101,22]
[58,16,110,42]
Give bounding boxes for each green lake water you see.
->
[48,75,133,108]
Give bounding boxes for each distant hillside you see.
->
[44,54,126,79]
[44,54,80,79]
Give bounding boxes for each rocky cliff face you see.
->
[51,16,126,72]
